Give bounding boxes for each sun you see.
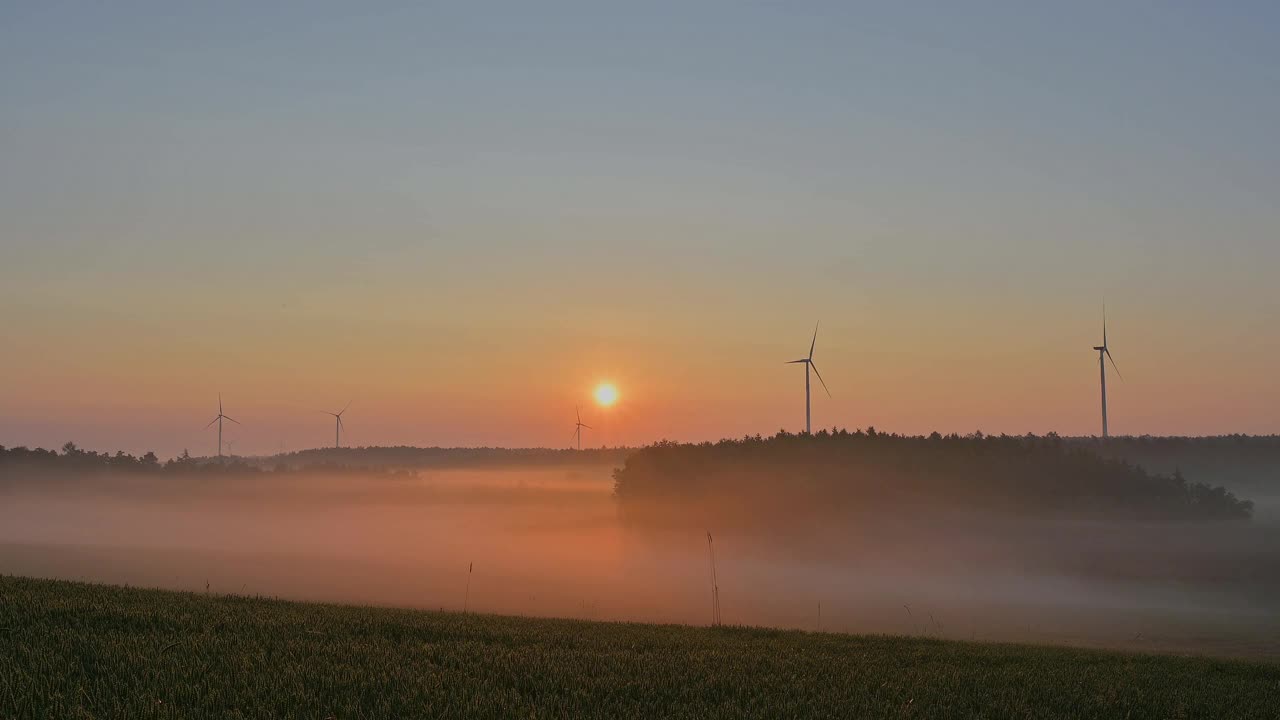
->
[594,382,619,407]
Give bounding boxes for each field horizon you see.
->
[2,575,1277,719]
[12,430,1280,461]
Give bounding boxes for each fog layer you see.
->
[2,465,1277,659]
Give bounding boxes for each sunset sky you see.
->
[2,2,1278,456]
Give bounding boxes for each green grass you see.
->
[1,576,1276,719]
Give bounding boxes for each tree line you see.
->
[273,445,631,470]
[612,429,1254,523]
[0,443,408,479]
[1068,435,1280,493]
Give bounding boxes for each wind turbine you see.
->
[787,322,831,434]
[323,401,351,449]
[1092,307,1123,438]
[203,394,241,458]
[572,406,592,450]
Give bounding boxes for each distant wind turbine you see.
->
[787,322,831,434]
[323,401,351,449]
[572,406,592,450]
[203,394,241,458]
[1093,306,1123,438]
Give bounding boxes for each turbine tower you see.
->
[572,406,592,450]
[787,322,831,434]
[203,394,241,458]
[1092,308,1122,438]
[323,401,351,449]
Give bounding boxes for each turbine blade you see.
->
[339,400,352,416]
[1106,348,1123,381]
[809,321,819,360]
[810,362,832,398]
[204,417,220,430]
[577,406,581,423]
[223,415,242,425]
[581,424,593,430]
[219,393,223,414]
[786,359,808,364]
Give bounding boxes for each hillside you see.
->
[0,443,626,482]
[1072,435,1280,494]
[613,431,1254,524]
[1,576,1277,719]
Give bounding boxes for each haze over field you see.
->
[3,440,1278,659]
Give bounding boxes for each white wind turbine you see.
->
[787,322,831,434]
[323,401,351,449]
[204,394,241,458]
[1093,307,1122,438]
[572,406,592,450]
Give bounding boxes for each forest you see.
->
[612,429,1255,524]
[0,443,629,478]
[3,436,1261,525]
[0,443,409,480]
[1071,435,1280,494]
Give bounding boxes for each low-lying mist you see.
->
[2,461,1277,660]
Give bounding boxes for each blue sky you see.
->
[2,2,1278,453]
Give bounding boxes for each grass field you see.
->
[1,576,1276,719]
